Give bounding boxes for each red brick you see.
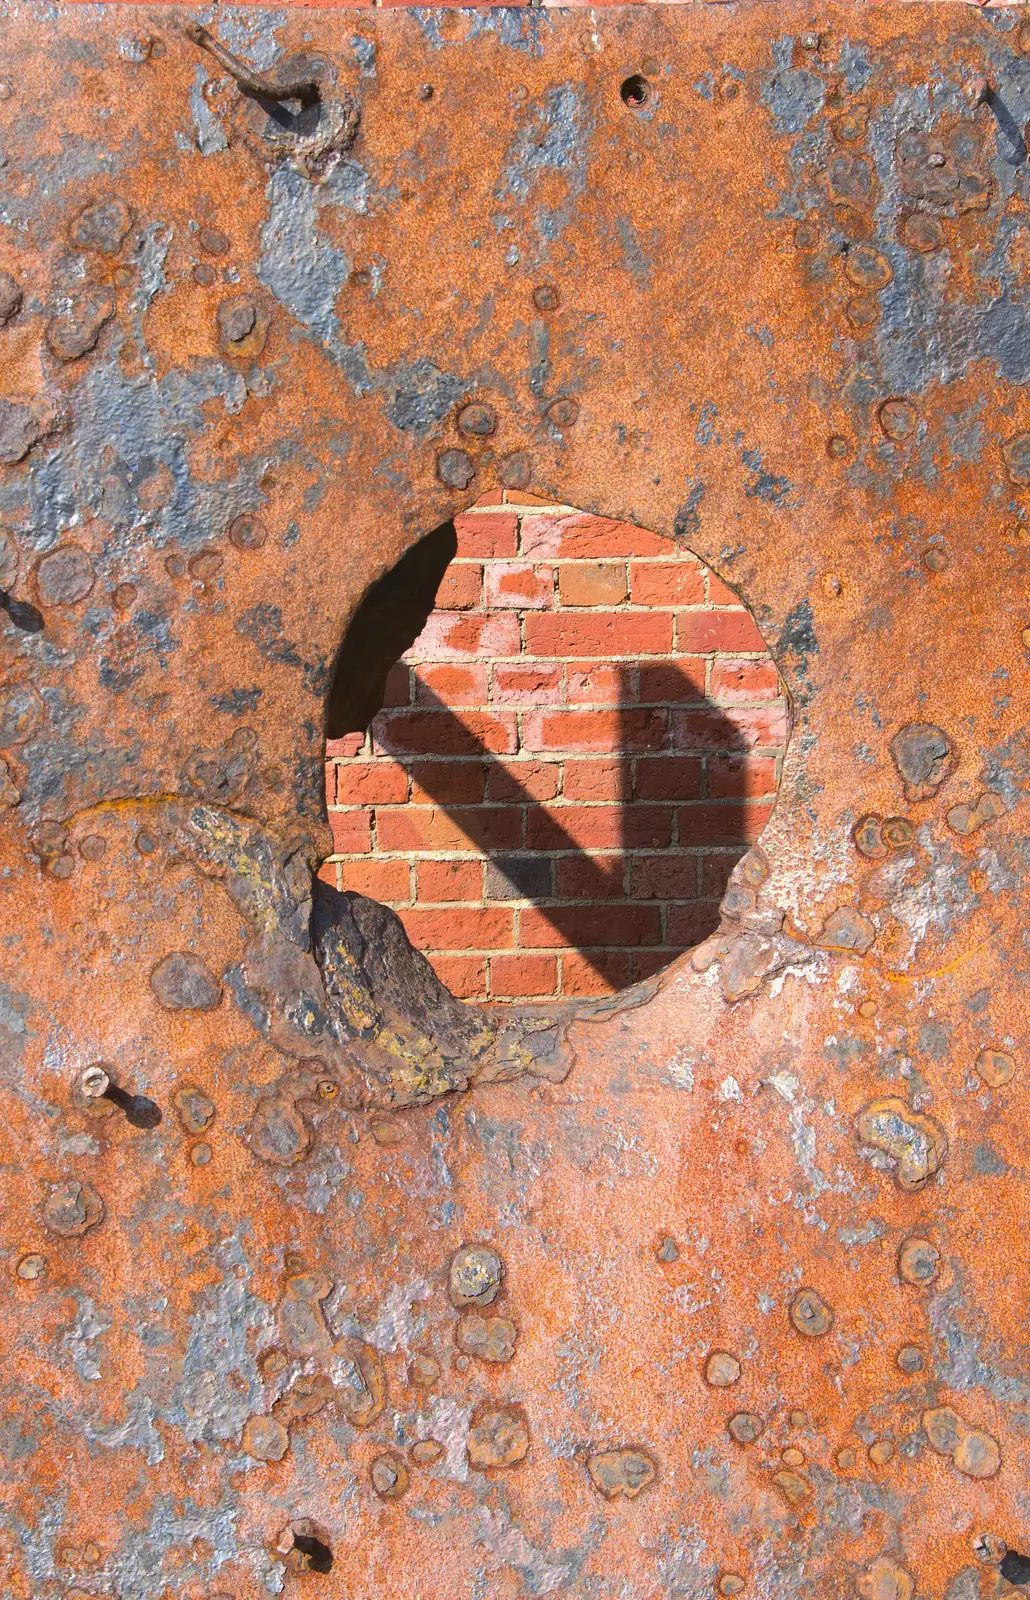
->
[555,856,625,899]
[491,663,562,706]
[489,954,559,998]
[454,512,518,558]
[708,753,779,799]
[522,708,667,755]
[667,902,723,947]
[414,663,489,705]
[407,611,520,661]
[486,760,561,803]
[410,760,485,805]
[484,561,554,609]
[383,662,412,707]
[416,859,483,902]
[637,661,707,703]
[339,859,411,901]
[328,810,371,853]
[317,859,340,890]
[634,756,703,801]
[559,561,628,607]
[560,951,631,995]
[333,760,410,806]
[521,903,661,947]
[435,563,482,610]
[630,561,705,607]
[373,708,517,758]
[376,806,524,853]
[563,758,625,802]
[521,513,670,559]
[672,706,789,752]
[565,664,628,705]
[430,955,487,1000]
[632,949,680,982]
[525,611,673,659]
[710,659,781,703]
[676,802,775,846]
[701,851,748,897]
[707,572,742,606]
[527,805,672,850]
[399,906,514,950]
[325,732,366,759]
[630,855,701,900]
[676,611,767,653]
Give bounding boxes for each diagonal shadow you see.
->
[375,675,757,981]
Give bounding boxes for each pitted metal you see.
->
[1,4,1029,1596]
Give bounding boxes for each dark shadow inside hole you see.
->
[104,1083,163,1130]
[326,519,457,738]
[620,73,650,108]
[293,1533,334,1574]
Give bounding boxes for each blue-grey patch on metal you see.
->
[498,84,590,242]
[387,359,468,437]
[410,6,549,57]
[85,1391,165,1465]
[190,64,228,156]
[615,216,650,286]
[217,7,287,71]
[351,32,376,77]
[761,36,825,135]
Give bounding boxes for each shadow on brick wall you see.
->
[391,677,758,981]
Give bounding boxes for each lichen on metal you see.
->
[1,3,1029,1596]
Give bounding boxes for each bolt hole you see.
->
[620,74,651,109]
[292,1533,333,1574]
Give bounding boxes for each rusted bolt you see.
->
[193,264,216,287]
[16,1254,45,1280]
[228,513,268,550]
[69,195,132,255]
[435,448,475,490]
[456,402,496,438]
[533,284,559,311]
[198,226,229,256]
[417,84,433,102]
[78,1064,110,1100]
[546,396,580,428]
[218,296,257,344]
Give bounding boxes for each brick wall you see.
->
[323,496,788,1003]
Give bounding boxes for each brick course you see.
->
[324,498,788,1003]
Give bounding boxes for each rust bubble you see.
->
[704,1350,741,1387]
[43,1180,104,1238]
[436,448,476,489]
[890,723,952,801]
[228,513,269,550]
[898,1236,940,1286]
[36,545,95,607]
[975,1047,1015,1088]
[586,1447,656,1499]
[853,813,887,860]
[546,396,580,428]
[900,213,943,254]
[727,1411,763,1444]
[878,399,917,440]
[448,1243,503,1307]
[69,195,132,254]
[455,1312,517,1363]
[857,1099,947,1190]
[789,1288,834,1337]
[456,402,496,438]
[845,244,893,290]
[150,952,222,1011]
[371,1452,409,1500]
[467,1405,529,1469]
[46,286,116,362]
[242,1414,289,1462]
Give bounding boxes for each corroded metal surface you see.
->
[2,4,1030,1596]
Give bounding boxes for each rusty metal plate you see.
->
[2,3,1030,1595]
